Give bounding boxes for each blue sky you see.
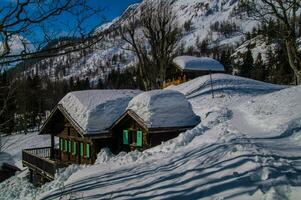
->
[49,0,143,37]
[58,0,143,34]
[0,0,142,68]
[99,0,142,21]
[1,0,142,43]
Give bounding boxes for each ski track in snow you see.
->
[1,74,301,200]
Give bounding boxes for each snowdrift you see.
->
[238,85,301,138]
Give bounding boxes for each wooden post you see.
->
[50,134,55,159]
[209,71,214,99]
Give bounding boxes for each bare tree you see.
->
[120,0,181,90]
[0,0,105,67]
[241,0,301,84]
[0,0,105,145]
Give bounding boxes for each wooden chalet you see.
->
[22,90,140,185]
[110,90,201,152]
[163,56,225,88]
[22,89,200,185]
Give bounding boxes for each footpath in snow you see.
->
[1,74,301,200]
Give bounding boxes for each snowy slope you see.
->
[1,74,301,200]
[1,132,51,169]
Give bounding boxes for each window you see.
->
[86,144,91,159]
[60,138,63,150]
[68,140,72,153]
[73,141,77,155]
[130,130,137,144]
[80,143,84,157]
[136,131,143,147]
[123,129,143,147]
[123,130,129,145]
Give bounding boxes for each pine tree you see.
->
[239,46,254,78]
[251,53,265,81]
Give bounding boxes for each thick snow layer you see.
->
[127,90,200,128]
[59,90,141,134]
[2,75,301,200]
[173,56,225,71]
[236,86,301,138]
[0,132,51,169]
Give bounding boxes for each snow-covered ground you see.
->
[1,132,51,170]
[1,74,301,200]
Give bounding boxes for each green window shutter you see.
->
[80,143,84,157]
[68,141,72,153]
[137,131,143,147]
[123,130,129,145]
[64,139,68,152]
[86,144,90,159]
[73,141,77,155]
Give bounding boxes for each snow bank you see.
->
[127,90,200,128]
[172,73,286,98]
[59,90,141,134]
[238,85,301,138]
[173,56,225,71]
[1,132,51,169]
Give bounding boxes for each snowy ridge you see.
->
[59,90,141,134]
[127,90,200,128]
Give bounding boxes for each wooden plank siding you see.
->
[110,111,195,153]
[57,124,95,165]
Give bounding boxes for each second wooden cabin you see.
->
[110,90,201,152]
[163,56,225,88]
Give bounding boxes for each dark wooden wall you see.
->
[57,120,94,165]
[112,114,150,153]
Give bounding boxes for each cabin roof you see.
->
[173,56,225,72]
[125,90,200,129]
[41,90,141,136]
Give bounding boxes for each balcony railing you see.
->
[22,147,62,179]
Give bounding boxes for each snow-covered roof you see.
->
[59,90,141,135]
[173,56,225,72]
[127,90,200,128]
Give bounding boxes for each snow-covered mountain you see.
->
[16,0,257,82]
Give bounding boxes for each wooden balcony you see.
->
[22,147,64,180]
[162,77,187,88]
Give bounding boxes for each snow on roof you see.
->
[173,56,225,72]
[127,90,200,128]
[59,90,141,135]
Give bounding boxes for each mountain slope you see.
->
[16,0,256,82]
